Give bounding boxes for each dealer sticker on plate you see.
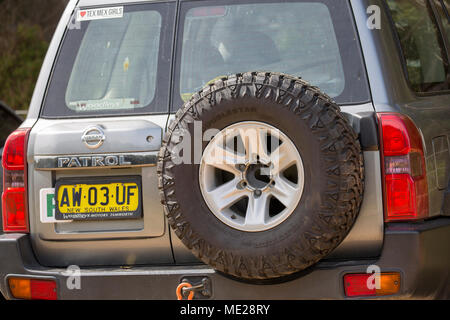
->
[76,6,124,22]
[40,188,71,223]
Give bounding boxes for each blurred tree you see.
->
[0,0,68,111]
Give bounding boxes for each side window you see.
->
[387,0,449,92]
[434,0,450,43]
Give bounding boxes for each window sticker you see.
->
[77,7,124,22]
[69,98,139,111]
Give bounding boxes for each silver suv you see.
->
[1,0,449,300]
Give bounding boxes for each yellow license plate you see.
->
[55,177,141,221]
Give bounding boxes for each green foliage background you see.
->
[0,0,68,111]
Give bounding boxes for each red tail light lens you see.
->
[343,274,376,297]
[3,129,27,170]
[385,175,415,217]
[2,128,30,232]
[2,189,27,229]
[377,113,428,221]
[379,116,410,156]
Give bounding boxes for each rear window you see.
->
[172,0,370,108]
[42,3,174,118]
[43,0,370,118]
[66,11,161,111]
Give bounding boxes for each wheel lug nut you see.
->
[238,181,247,189]
[254,190,262,197]
[238,164,246,171]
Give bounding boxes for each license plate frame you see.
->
[54,176,142,221]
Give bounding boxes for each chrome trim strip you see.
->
[34,152,158,170]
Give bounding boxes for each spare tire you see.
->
[158,72,364,280]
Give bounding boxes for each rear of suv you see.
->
[0,0,449,300]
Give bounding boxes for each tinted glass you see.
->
[173,0,370,108]
[65,11,161,112]
[387,0,449,92]
[434,0,450,43]
[42,3,175,118]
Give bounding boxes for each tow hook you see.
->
[176,277,212,300]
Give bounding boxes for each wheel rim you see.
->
[199,121,305,232]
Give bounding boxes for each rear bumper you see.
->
[0,218,449,300]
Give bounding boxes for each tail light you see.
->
[377,113,428,222]
[343,272,401,297]
[2,128,30,232]
[8,277,57,300]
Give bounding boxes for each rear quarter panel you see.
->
[352,0,450,217]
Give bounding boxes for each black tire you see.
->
[158,72,364,280]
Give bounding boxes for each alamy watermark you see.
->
[367,5,381,30]
[68,10,81,30]
[62,265,82,290]
[168,121,283,178]
[366,264,381,290]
